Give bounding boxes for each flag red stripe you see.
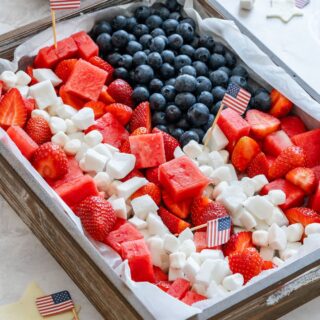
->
[38,302,74,316]
[37,301,74,311]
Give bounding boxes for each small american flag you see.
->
[50,0,81,10]
[221,82,251,115]
[36,290,74,317]
[295,0,310,8]
[207,216,231,247]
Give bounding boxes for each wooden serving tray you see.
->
[0,1,320,319]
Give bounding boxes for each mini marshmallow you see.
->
[164,234,180,253]
[268,190,286,206]
[0,71,17,88]
[260,247,275,261]
[303,233,320,250]
[240,0,255,10]
[71,107,95,130]
[56,104,77,120]
[65,119,78,134]
[240,177,256,197]
[178,228,194,242]
[31,109,50,122]
[140,229,151,240]
[217,192,247,214]
[147,213,168,236]
[252,230,269,247]
[255,218,270,231]
[48,103,63,117]
[49,117,67,134]
[84,130,103,147]
[195,259,217,287]
[226,164,238,181]
[93,144,113,159]
[197,150,210,165]
[15,85,29,98]
[251,174,269,192]
[179,239,196,257]
[218,150,229,164]
[265,207,289,227]
[211,166,234,184]
[83,148,108,172]
[305,223,320,236]
[170,252,187,269]
[244,196,274,220]
[212,181,229,199]
[33,68,62,86]
[190,252,202,265]
[106,153,136,179]
[183,140,203,159]
[192,282,207,296]
[51,131,69,147]
[160,253,170,273]
[103,143,119,154]
[222,273,244,291]
[239,208,257,230]
[279,248,298,261]
[173,146,185,158]
[200,249,224,262]
[208,151,225,169]
[64,139,82,155]
[148,237,165,267]
[272,257,284,267]
[68,131,85,142]
[169,267,184,281]
[233,227,247,234]
[286,223,304,242]
[205,125,229,151]
[79,158,88,172]
[212,260,231,284]
[107,180,122,197]
[199,165,214,177]
[29,80,59,109]
[15,70,31,86]
[94,172,113,192]
[132,195,159,220]
[183,257,200,283]
[129,216,148,230]
[75,143,89,162]
[116,177,148,199]
[206,281,228,299]
[268,223,287,251]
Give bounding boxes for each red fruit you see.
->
[153,266,168,282]
[157,281,172,292]
[269,89,293,118]
[167,278,190,300]
[54,59,77,83]
[309,182,320,213]
[131,182,161,205]
[34,46,59,69]
[246,109,280,139]
[153,127,179,161]
[120,127,148,153]
[130,101,151,133]
[59,85,86,110]
[0,88,27,129]
[145,166,160,186]
[107,79,133,107]
[285,207,320,227]
[181,291,206,305]
[281,115,306,138]
[263,130,293,157]
[111,218,127,232]
[162,190,191,219]
[191,196,228,229]
[120,169,144,182]
[83,100,106,119]
[268,146,307,180]
[71,31,98,60]
[247,152,270,178]
[222,231,253,256]
[194,231,217,252]
[75,196,116,242]
[25,116,52,145]
[88,56,114,84]
[26,66,38,85]
[159,207,190,234]
[262,261,276,271]
[99,85,116,105]
[131,127,148,135]
[286,167,316,194]
[228,247,263,284]
[312,166,320,183]
[32,142,68,180]
[54,37,78,61]
[105,103,133,125]
[119,140,131,153]
[231,136,261,172]
[23,98,36,117]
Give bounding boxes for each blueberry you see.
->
[165,105,182,123]
[232,65,248,79]
[149,79,164,92]
[139,34,152,49]
[107,52,122,67]
[165,0,180,12]
[146,15,163,30]
[197,91,214,107]
[126,41,143,55]
[135,6,152,22]
[96,33,112,53]
[179,66,197,77]
[180,130,200,147]
[92,21,112,38]
[175,74,197,92]
[253,91,271,112]
[134,64,155,84]
[168,34,184,50]
[158,7,170,20]
[171,127,185,140]
[151,28,166,37]
[149,36,166,52]
[196,76,212,94]
[187,103,210,127]
[190,36,200,48]
[158,35,168,46]
[144,49,151,55]
[211,101,223,115]
[194,47,210,63]
[192,61,208,76]
[147,52,163,69]
[162,19,179,35]
[199,35,215,51]
[132,86,150,103]
[212,86,227,102]
[133,24,149,38]
[155,124,169,133]
[214,42,226,55]
[118,54,133,69]
[114,67,129,80]
[150,93,167,111]
[161,50,175,64]
[160,63,175,79]
[229,75,247,89]
[128,34,137,42]
[177,117,190,130]
[209,53,226,70]
[180,17,196,29]
[165,78,176,86]
[126,17,138,32]
[133,51,148,66]
[176,23,194,42]
[180,45,195,58]
[161,85,176,101]
[218,66,231,77]
[112,15,127,30]
[152,112,167,125]
[225,51,237,68]
[210,70,229,87]
[174,54,192,70]
[112,30,129,48]
[169,12,181,20]
[175,92,196,110]
[202,114,215,132]
[191,128,205,141]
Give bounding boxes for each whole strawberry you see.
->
[130,101,151,133]
[32,142,68,180]
[107,79,133,107]
[75,196,116,242]
[26,116,52,145]
[153,128,179,161]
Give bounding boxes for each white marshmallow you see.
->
[178,228,194,242]
[116,177,148,199]
[205,125,229,151]
[129,216,148,229]
[217,191,247,214]
[190,252,202,265]
[131,195,159,220]
[31,109,50,122]
[265,207,289,227]
[244,196,274,220]
[173,146,185,158]
[33,68,62,86]
[29,80,59,109]
[49,117,67,134]
[56,104,77,120]
[199,165,214,177]
[71,107,95,130]
[170,252,187,269]
[251,174,269,192]
[83,148,108,172]
[218,150,229,164]
[106,152,136,179]
[195,259,217,287]
[268,223,287,251]
[103,143,119,154]
[64,139,81,155]
[179,239,196,257]
[305,223,320,236]
[303,233,320,250]
[94,172,112,192]
[84,130,103,147]
[107,180,122,197]
[168,267,184,281]
[15,70,31,86]
[163,234,180,253]
[226,164,238,181]
[183,257,200,283]
[240,177,256,197]
[197,150,210,165]
[75,143,89,162]
[208,151,225,169]
[212,181,229,199]
[161,253,170,273]
[206,281,228,299]
[0,71,17,88]
[279,248,298,261]
[15,85,29,98]
[51,131,69,147]
[252,230,269,247]
[65,119,78,134]
[255,218,270,231]
[212,260,231,284]
[211,166,234,184]
[79,158,87,172]
[193,282,207,296]
[48,103,63,117]
[148,237,165,267]
[183,140,203,159]
[272,257,284,267]
[68,131,84,142]
[147,213,168,236]
[199,249,224,262]
[268,190,286,206]
[260,247,275,261]
[239,208,257,230]
[93,144,113,159]
[222,273,244,291]
[109,197,127,219]
[286,223,304,242]
[240,0,255,10]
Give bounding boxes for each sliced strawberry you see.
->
[145,166,160,186]
[0,88,27,129]
[159,207,190,234]
[23,98,36,117]
[247,152,270,178]
[59,85,86,110]
[308,182,320,213]
[269,89,293,118]
[162,190,192,219]
[99,85,116,105]
[26,66,38,85]
[130,101,152,133]
[222,231,253,256]
[107,79,133,107]
[263,130,293,157]
[54,59,77,83]
[262,260,276,271]
[285,207,320,227]
[280,115,306,138]
[131,182,161,205]
[105,103,133,126]
[312,166,320,183]
[231,136,261,172]
[285,167,316,194]
[119,140,131,153]
[88,56,114,84]
[25,116,52,145]
[84,100,106,119]
[152,127,179,161]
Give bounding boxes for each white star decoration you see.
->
[267,0,303,23]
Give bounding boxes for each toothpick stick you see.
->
[204,103,224,147]
[189,223,207,232]
[72,308,79,320]
[51,9,57,49]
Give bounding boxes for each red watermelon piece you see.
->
[34,46,59,69]
[55,37,78,60]
[129,133,166,169]
[167,278,190,300]
[157,281,172,292]
[181,291,206,305]
[153,266,169,282]
[263,130,293,157]
[281,115,306,138]
[72,31,98,60]
[309,182,320,213]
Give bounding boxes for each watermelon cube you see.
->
[65,59,108,101]
[34,46,59,69]
[86,112,129,148]
[106,223,143,255]
[260,179,305,210]
[55,37,78,60]
[129,133,166,169]
[263,130,293,157]
[167,278,190,299]
[159,156,210,202]
[153,266,169,282]
[55,175,99,208]
[157,281,172,292]
[181,291,206,305]
[72,31,99,60]
[309,182,320,213]
[121,239,155,283]
[218,108,251,149]
[292,129,320,167]
[280,115,306,138]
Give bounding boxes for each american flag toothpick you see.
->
[206,216,231,247]
[295,0,310,9]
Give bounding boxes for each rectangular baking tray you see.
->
[0,1,320,319]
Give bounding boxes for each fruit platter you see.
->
[0,0,320,319]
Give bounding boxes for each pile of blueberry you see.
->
[90,0,271,146]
